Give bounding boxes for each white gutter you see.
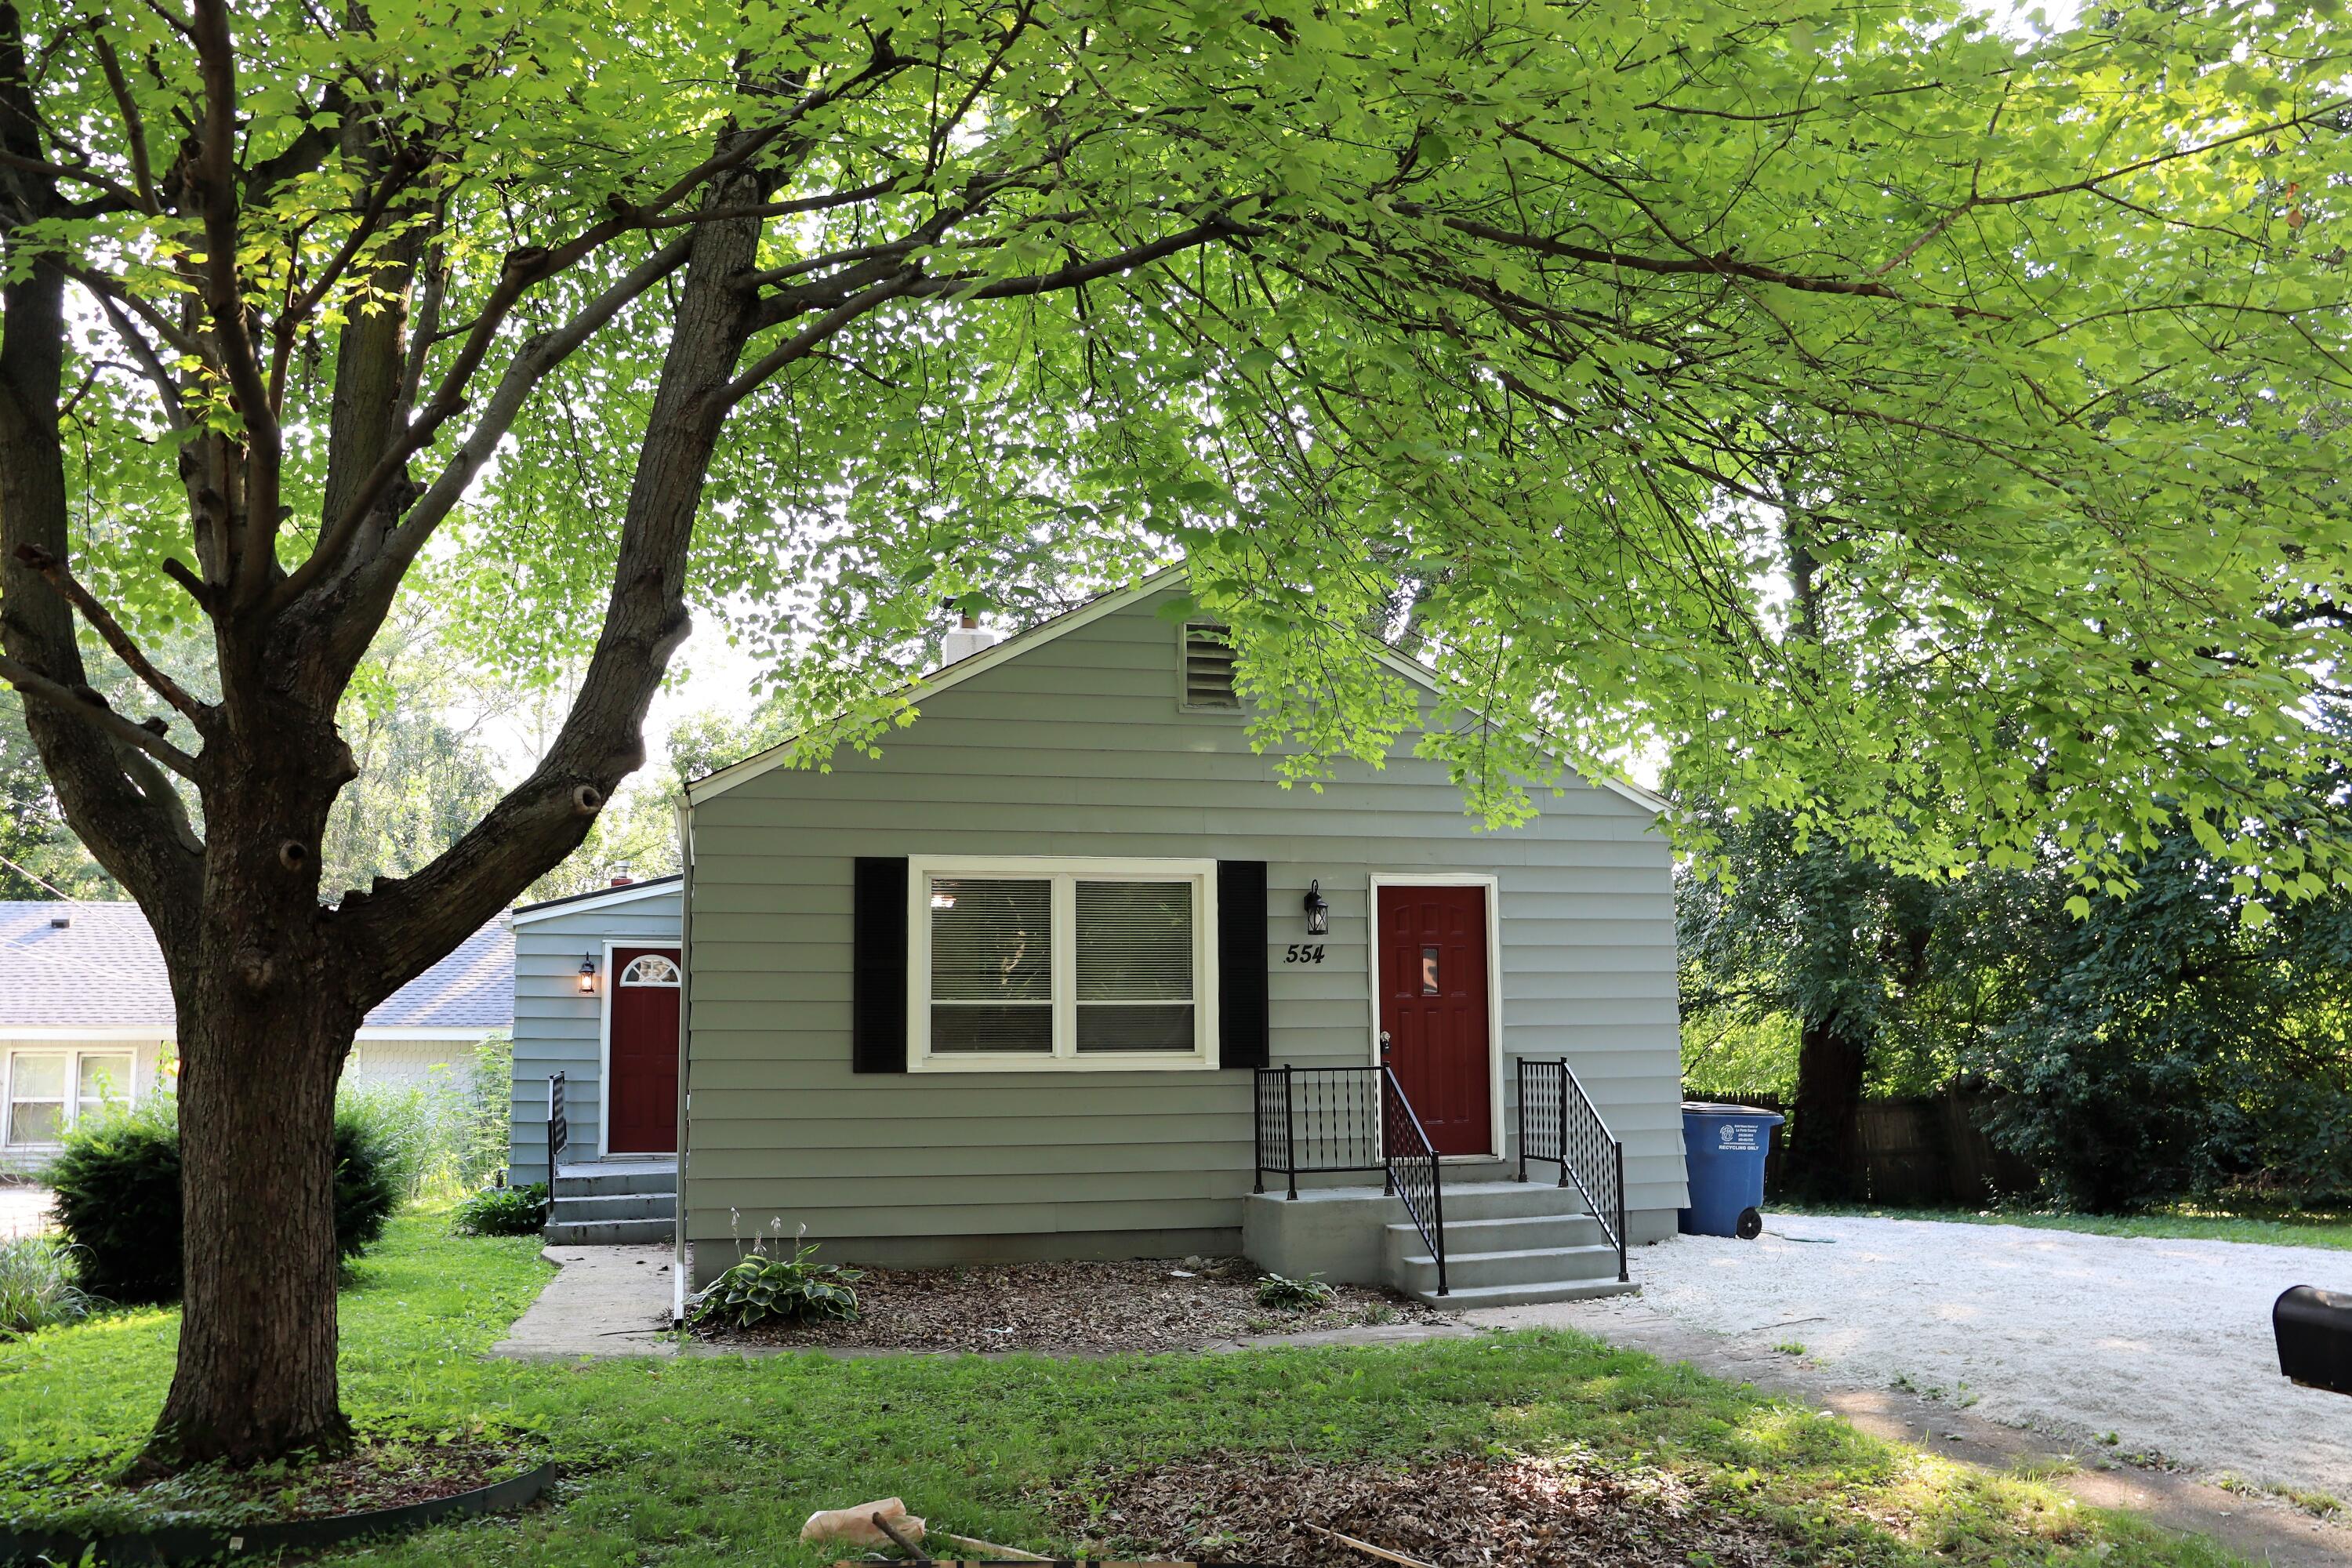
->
[670,794,695,1328]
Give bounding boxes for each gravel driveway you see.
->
[1592,1216,2351,1505]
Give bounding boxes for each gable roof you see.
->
[685,564,1670,816]
[0,902,513,1033]
[510,873,684,924]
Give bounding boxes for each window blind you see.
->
[1076,879,1196,1052]
[928,876,1053,1052]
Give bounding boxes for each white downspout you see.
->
[671,793,695,1327]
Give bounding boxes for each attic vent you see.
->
[1181,621,1240,711]
[49,914,71,929]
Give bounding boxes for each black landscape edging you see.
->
[0,1460,555,1566]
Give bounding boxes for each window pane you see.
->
[1421,946,1440,995]
[1076,880,1193,1002]
[929,878,1051,1002]
[78,1054,134,1110]
[931,1004,1054,1054]
[7,1101,64,1145]
[1076,1003,1196,1053]
[11,1054,66,1101]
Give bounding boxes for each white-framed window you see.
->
[4,1048,136,1148]
[619,953,682,987]
[908,855,1219,1071]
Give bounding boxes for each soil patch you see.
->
[694,1256,1450,1355]
[1051,1452,1786,1566]
[3,1437,538,1530]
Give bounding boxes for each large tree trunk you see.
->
[1783,1009,1869,1203]
[145,735,361,1470]
[150,990,357,1468]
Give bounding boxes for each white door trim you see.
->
[1364,873,1506,1162]
[597,938,683,1159]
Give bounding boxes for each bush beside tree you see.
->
[49,1099,405,1305]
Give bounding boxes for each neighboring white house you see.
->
[0,901,513,1173]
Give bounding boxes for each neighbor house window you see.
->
[4,1049,135,1148]
[910,857,1216,1069]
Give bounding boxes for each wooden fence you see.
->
[1709,1091,2038,1207]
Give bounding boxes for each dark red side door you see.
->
[1377,885,1494,1156]
[607,946,681,1155]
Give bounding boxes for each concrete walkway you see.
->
[491,1245,677,1358]
[488,1244,2352,1566]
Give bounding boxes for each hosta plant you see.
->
[688,1232,862,1330]
[1255,1272,1339,1311]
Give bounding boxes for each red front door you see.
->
[1377,885,1494,1157]
[607,947,681,1155]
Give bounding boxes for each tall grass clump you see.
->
[0,1233,102,1338]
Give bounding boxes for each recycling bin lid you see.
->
[1682,1101,1784,1120]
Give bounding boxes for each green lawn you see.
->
[1779,1201,2352,1251]
[0,1214,2251,1566]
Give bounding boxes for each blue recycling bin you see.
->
[1679,1102,1785,1239]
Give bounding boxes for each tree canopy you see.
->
[5,0,2352,1465]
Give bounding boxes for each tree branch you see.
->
[89,27,158,213]
[0,652,201,775]
[10,543,213,726]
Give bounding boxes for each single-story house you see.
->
[507,568,1687,1308]
[2,901,512,1172]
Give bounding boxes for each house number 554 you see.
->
[1283,944,1327,964]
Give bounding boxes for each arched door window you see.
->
[619,953,681,987]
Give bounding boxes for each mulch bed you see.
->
[1051,1452,1788,1566]
[5,1438,538,1528]
[694,1256,1451,1354]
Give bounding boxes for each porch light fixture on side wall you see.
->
[1302,880,1329,936]
[578,953,598,994]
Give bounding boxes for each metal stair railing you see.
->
[546,1071,569,1173]
[1251,1034,1447,1297]
[1514,1058,1628,1283]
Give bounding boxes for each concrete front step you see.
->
[552,1160,677,1198]
[545,1217,673,1247]
[1405,1276,1638,1308]
[1390,1240,1624,1298]
[1417,1180,1595,1223]
[552,1192,674,1225]
[1385,1211,1606,1261]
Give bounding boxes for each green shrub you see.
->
[48,1098,404,1303]
[45,1100,180,1302]
[688,1232,860,1330]
[0,1235,103,1338]
[1254,1271,1338,1311]
[452,1182,549,1237]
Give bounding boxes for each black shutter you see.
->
[853,857,909,1073]
[1218,860,1269,1069]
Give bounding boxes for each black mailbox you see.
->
[2274,1285,2352,1395]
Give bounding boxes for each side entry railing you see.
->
[546,1071,569,1171]
[1253,1036,1447,1296]
[1515,1058,1627,1282]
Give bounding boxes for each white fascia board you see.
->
[685,564,1190,805]
[354,1026,503,1040]
[682,558,1669,820]
[1361,643,1673,820]
[510,878,685,925]
[0,1026,174,1040]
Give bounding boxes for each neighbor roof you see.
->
[684,564,1671,816]
[0,902,514,1033]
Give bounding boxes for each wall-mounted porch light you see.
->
[577,953,599,993]
[1302,880,1329,936]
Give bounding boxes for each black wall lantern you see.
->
[577,953,598,994]
[1302,880,1329,936]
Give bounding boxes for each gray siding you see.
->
[686,590,1686,1268]
[508,889,681,1183]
